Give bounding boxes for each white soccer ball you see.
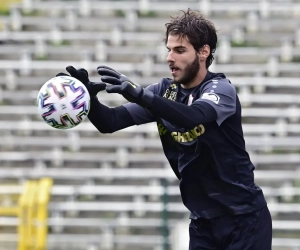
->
[37,75,91,129]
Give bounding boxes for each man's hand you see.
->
[56,66,106,98]
[97,65,154,108]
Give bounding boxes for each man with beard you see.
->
[57,8,272,250]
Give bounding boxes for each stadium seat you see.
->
[0,0,300,249]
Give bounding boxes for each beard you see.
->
[173,54,200,86]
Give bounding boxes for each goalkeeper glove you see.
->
[97,65,154,108]
[56,66,106,98]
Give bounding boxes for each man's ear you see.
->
[199,45,210,61]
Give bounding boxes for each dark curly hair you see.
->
[164,9,217,68]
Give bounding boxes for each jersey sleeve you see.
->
[194,79,236,125]
[122,82,159,125]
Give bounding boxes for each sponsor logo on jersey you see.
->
[157,123,168,136]
[163,89,177,101]
[157,123,205,143]
[201,92,220,104]
[171,124,205,143]
[170,83,177,89]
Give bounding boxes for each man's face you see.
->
[166,35,200,86]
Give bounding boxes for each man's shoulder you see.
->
[146,77,174,94]
[157,77,174,88]
[201,73,236,94]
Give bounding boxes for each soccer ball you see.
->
[37,75,91,129]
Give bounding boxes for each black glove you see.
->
[56,66,106,98]
[97,65,154,108]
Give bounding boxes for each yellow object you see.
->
[0,0,21,30]
[35,178,53,250]
[0,178,53,250]
[18,180,37,250]
[0,0,21,11]
[0,206,19,215]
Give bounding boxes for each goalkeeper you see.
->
[57,9,272,250]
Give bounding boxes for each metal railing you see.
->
[0,178,53,250]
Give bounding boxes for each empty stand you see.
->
[0,0,299,249]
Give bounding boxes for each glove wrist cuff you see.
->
[139,89,154,108]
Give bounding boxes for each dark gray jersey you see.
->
[124,72,266,219]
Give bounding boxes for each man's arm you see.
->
[149,96,217,129]
[88,83,158,133]
[148,78,236,128]
[97,67,228,129]
[87,97,136,133]
[55,66,157,133]
[89,92,217,133]
[98,66,235,129]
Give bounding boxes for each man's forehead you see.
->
[166,34,191,47]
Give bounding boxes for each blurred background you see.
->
[0,0,300,249]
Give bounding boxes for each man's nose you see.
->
[166,51,175,63]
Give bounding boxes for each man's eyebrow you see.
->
[166,45,187,50]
